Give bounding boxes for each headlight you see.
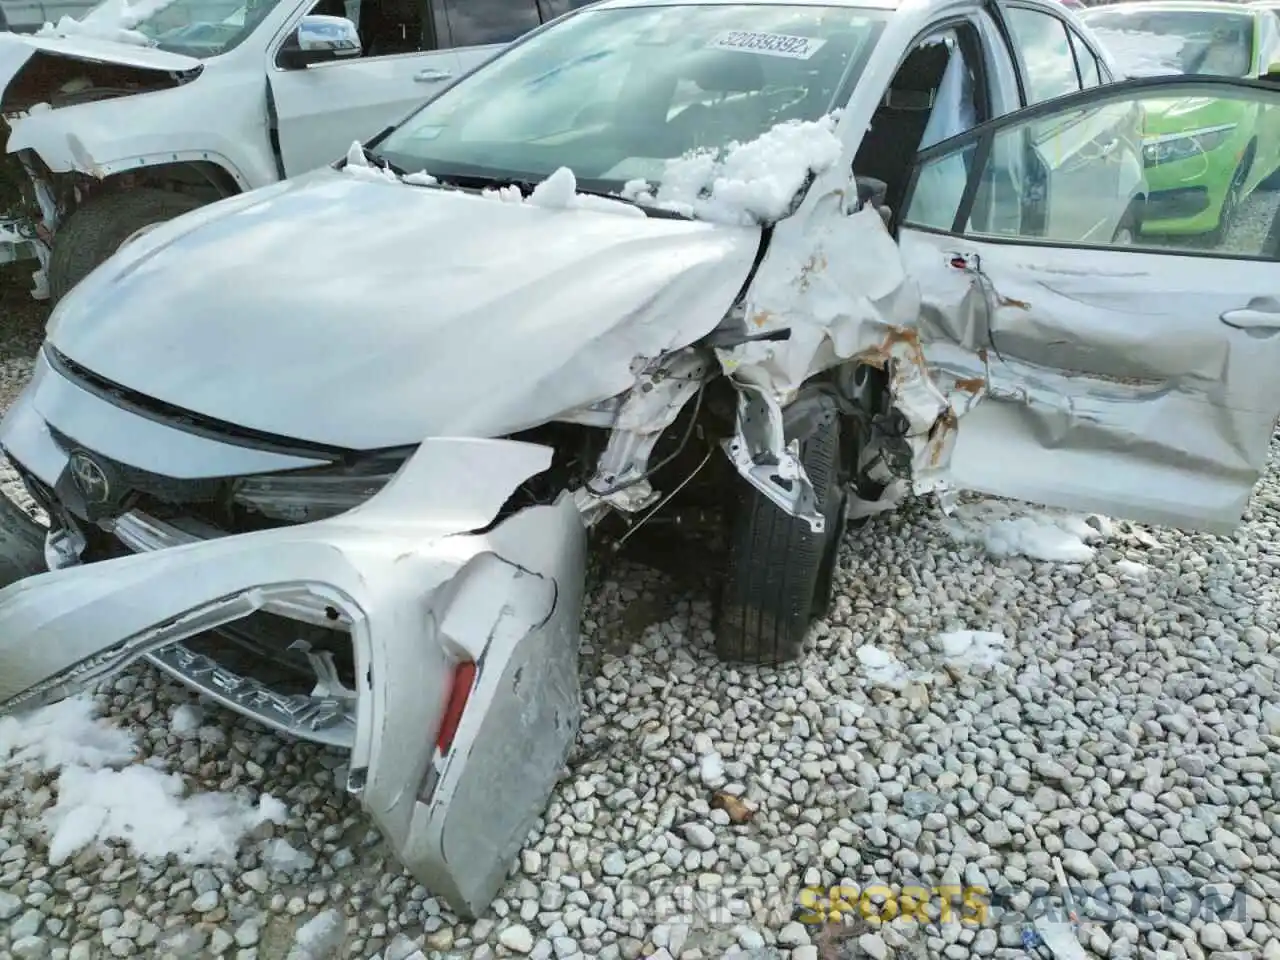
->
[1142,123,1236,167]
[232,448,414,523]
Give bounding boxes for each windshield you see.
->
[1082,9,1255,77]
[80,0,284,57]
[373,3,885,195]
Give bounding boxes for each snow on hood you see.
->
[47,169,761,451]
[621,115,844,226]
[1088,27,1187,78]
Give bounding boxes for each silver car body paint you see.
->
[0,0,1278,922]
[0,436,587,918]
[45,171,762,449]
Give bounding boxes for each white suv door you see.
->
[266,0,540,177]
[897,75,1280,534]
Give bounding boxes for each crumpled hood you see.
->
[0,30,203,115]
[49,169,761,450]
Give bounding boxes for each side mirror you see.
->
[278,15,361,69]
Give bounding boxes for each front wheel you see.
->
[1209,151,1251,247]
[715,400,846,665]
[48,189,206,304]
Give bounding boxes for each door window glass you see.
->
[1068,29,1101,88]
[1006,7,1082,104]
[904,83,1280,260]
[302,0,433,56]
[441,0,540,47]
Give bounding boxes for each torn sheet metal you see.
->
[713,187,985,512]
[0,437,587,919]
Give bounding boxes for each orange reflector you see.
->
[436,661,477,754]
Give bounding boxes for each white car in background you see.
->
[3,0,1280,923]
[0,0,581,298]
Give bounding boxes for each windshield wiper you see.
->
[353,145,408,177]
[570,185,692,220]
[428,174,691,220]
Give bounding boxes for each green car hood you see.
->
[1141,95,1246,138]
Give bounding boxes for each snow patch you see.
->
[1114,559,1148,579]
[263,837,317,874]
[37,14,151,45]
[343,141,399,184]
[170,703,203,737]
[622,115,843,226]
[938,630,1007,671]
[944,498,1112,563]
[698,751,725,786]
[1090,27,1187,78]
[0,697,285,867]
[0,697,134,770]
[402,170,438,186]
[473,166,645,217]
[51,0,182,41]
[43,765,285,866]
[856,645,923,690]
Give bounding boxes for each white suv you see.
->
[0,0,582,298]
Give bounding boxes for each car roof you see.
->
[590,0,1078,16]
[1082,0,1259,12]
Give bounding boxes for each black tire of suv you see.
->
[0,491,46,588]
[716,399,845,665]
[48,189,206,304]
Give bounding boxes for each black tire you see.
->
[716,400,846,665]
[48,189,206,304]
[1112,197,1143,245]
[0,491,46,588]
[1209,147,1252,247]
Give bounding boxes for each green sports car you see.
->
[1083,1,1280,240]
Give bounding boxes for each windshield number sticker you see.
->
[708,30,826,59]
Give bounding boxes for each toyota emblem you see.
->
[68,451,111,505]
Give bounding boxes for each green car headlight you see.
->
[1142,123,1237,168]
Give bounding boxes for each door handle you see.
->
[414,68,453,83]
[1221,306,1280,331]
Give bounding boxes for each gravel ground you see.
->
[1,207,1279,960]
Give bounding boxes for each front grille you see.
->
[48,426,227,506]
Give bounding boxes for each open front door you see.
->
[896,75,1280,534]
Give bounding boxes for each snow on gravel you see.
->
[2,203,1280,959]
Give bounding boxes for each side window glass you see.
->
[1005,7,1081,104]
[1068,30,1101,88]
[1095,53,1113,84]
[904,85,1280,260]
[441,0,540,46]
[302,0,433,57]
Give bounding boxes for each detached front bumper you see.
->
[0,437,588,918]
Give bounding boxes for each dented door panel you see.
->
[0,437,588,919]
[899,227,1280,533]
